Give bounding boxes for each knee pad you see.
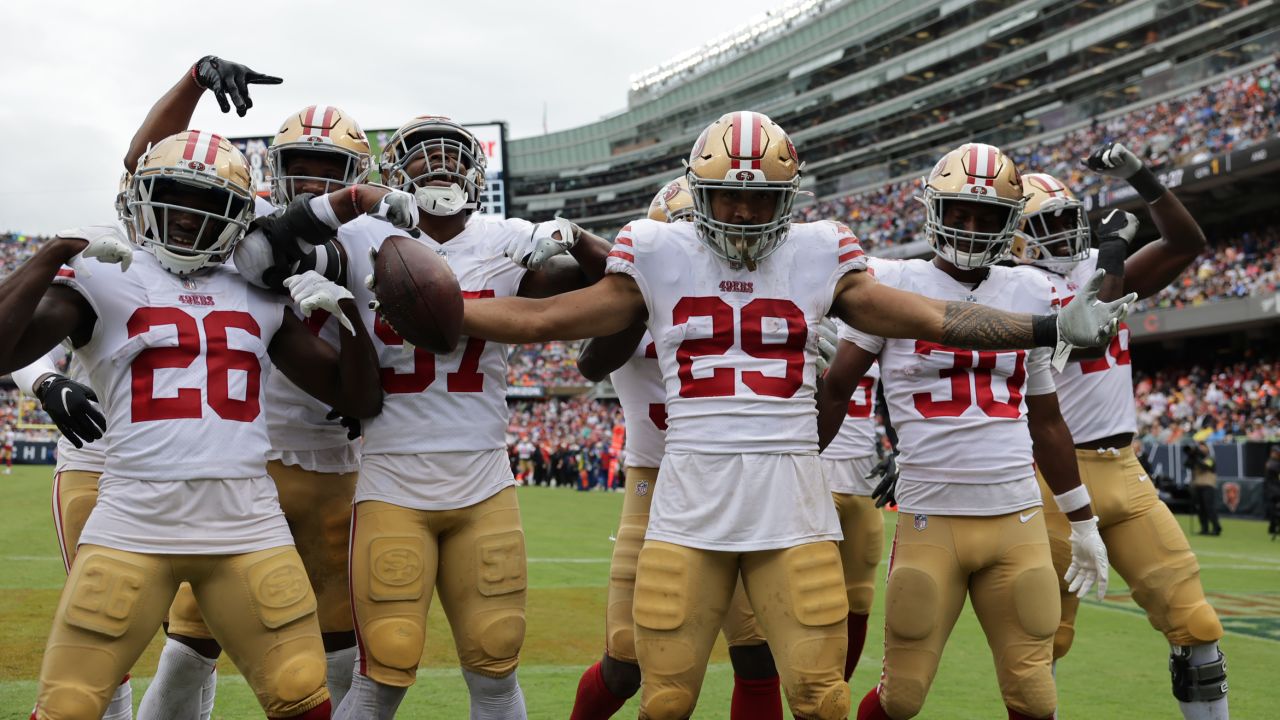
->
[245,552,317,630]
[847,584,875,616]
[601,654,642,698]
[634,545,691,632]
[1012,565,1061,639]
[640,687,696,720]
[789,681,850,720]
[881,681,927,720]
[261,636,328,707]
[363,617,426,676]
[37,683,105,720]
[783,543,848,628]
[1170,645,1228,703]
[467,608,526,676]
[475,529,527,598]
[1052,623,1075,661]
[885,566,937,641]
[1130,553,1223,646]
[64,552,149,638]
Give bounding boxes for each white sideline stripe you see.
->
[1197,564,1280,571]
[1194,549,1280,565]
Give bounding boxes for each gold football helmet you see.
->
[381,115,486,216]
[919,142,1026,269]
[685,110,801,270]
[648,176,694,223]
[125,130,254,275]
[266,105,371,206]
[1016,172,1090,273]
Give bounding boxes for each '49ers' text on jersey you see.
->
[609,330,666,470]
[1027,250,1136,444]
[844,258,1057,516]
[606,219,866,550]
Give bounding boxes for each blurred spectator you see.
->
[506,397,622,489]
[507,341,587,387]
[1135,352,1280,444]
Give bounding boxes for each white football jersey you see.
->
[844,258,1056,516]
[606,219,866,550]
[1029,251,1136,444]
[822,345,880,461]
[53,228,294,554]
[340,213,530,509]
[609,331,666,470]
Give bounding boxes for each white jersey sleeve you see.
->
[53,245,286,482]
[609,331,666,469]
[1042,251,1137,443]
[855,260,1055,515]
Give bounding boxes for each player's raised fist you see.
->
[1082,142,1143,180]
[369,189,419,230]
[191,55,283,117]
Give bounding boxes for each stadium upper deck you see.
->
[505,0,1279,232]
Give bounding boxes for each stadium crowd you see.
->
[799,62,1280,252]
[1133,223,1280,312]
[1136,352,1280,444]
[505,397,622,489]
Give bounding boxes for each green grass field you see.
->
[1,465,1277,719]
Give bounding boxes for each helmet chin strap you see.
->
[733,236,758,271]
[413,184,472,216]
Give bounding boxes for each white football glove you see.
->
[815,318,838,375]
[79,233,133,272]
[1083,142,1143,180]
[232,228,277,289]
[284,270,354,335]
[1065,516,1110,600]
[1053,269,1136,370]
[1096,210,1139,248]
[506,217,577,270]
[369,189,419,230]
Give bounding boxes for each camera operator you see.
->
[1187,442,1221,536]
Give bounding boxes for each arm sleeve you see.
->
[11,351,61,396]
[840,318,886,355]
[1025,347,1056,396]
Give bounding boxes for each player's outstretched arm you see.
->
[0,239,94,375]
[269,295,383,419]
[816,340,877,451]
[577,321,647,382]
[124,56,282,171]
[517,227,615,298]
[832,269,1133,351]
[1082,142,1206,300]
[465,273,646,344]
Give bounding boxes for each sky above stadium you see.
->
[1,0,786,235]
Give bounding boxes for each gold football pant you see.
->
[878,511,1059,719]
[607,466,765,664]
[633,540,849,720]
[269,460,357,634]
[35,544,328,719]
[1037,447,1223,658]
[52,470,210,641]
[833,492,883,615]
[349,488,527,686]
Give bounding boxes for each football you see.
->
[373,234,463,354]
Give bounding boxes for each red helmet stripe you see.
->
[320,106,336,137]
[303,105,318,128]
[749,113,762,169]
[204,134,223,165]
[182,131,201,161]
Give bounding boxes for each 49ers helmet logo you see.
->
[735,170,755,181]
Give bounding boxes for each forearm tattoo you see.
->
[940,301,1037,349]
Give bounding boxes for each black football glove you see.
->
[35,374,105,449]
[325,410,362,441]
[867,453,899,509]
[192,56,283,117]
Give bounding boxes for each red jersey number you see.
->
[673,297,807,399]
[847,377,875,419]
[128,308,263,423]
[375,289,495,394]
[911,341,1026,419]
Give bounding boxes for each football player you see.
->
[331,115,614,720]
[814,332,883,682]
[122,56,377,713]
[825,142,1112,720]
[0,131,387,719]
[569,177,783,720]
[458,113,1131,719]
[1015,143,1226,720]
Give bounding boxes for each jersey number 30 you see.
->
[128,308,262,423]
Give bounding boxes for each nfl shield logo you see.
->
[181,277,198,291]
[913,514,928,531]
[635,480,649,497]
